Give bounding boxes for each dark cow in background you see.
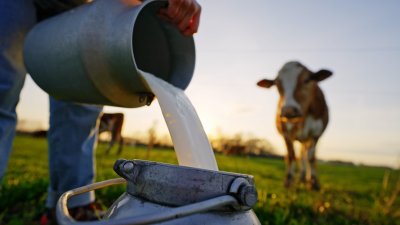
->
[257,61,332,190]
[99,113,125,155]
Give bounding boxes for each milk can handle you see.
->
[56,178,239,225]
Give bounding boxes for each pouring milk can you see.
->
[56,159,261,225]
[23,0,195,107]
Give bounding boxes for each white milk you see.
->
[140,71,219,171]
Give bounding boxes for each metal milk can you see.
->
[56,159,261,225]
[23,0,195,108]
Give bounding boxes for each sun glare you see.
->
[201,115,218,138]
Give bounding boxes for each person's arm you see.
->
[159,0,201,36]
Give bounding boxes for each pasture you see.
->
[0,135,399,225]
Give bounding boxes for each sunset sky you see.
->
[17,0,400,168]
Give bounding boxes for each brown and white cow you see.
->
[99,113,125,155]
[257,61,332,190]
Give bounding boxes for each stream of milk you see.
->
[140,71,219,171]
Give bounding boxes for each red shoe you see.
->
[40,209,57,225]
[69,202,105,221]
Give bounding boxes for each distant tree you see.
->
[244,137,275,156]
[210,131,275,156]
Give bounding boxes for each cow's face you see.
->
[257,61,332,122]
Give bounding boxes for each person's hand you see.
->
[159,0,201,36]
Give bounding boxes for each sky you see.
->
[17,0,400,168]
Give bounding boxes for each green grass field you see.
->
[1,135,399,225]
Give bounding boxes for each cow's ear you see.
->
[257,79,275,88]
[311,69,332,82]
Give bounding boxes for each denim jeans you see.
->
[0,0,102,208]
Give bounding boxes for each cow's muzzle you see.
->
[280,106,303,122]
